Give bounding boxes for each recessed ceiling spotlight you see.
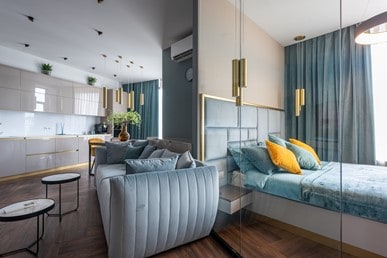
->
[92,67,96,70]
[98,0,103,3]
[19,43,30,47]
[130,61,134,64]
[24,15,34,22]
[62,57,68,60]
[101,54,107,58]
[126,65,130,68]
[114,74,117,77]
[115,60,119,63]
[294,35,306,41]
[94,29,103,36]
[118,55,122,59]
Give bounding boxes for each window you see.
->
[371,42,387,163]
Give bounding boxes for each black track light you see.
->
[94,29,103,36]
[24,15,34,22]
[92,67,96,70]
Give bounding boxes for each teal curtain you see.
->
[123,80,159,140]
[285,25,375,164]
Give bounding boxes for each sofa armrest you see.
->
[108,166,219,258]
[94,146,107,173]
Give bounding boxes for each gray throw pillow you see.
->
[124,145,145,160]
[125,156,178,174]
[242,146,277,175]
[176,151,196,169]
[138,145,157,159]
[161,149,180,158]
[132,140,148,147]
[268,134,288,147]
[148,149,166,158]
[105,141,131,164]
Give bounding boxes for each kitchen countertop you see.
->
[0,134,112,140]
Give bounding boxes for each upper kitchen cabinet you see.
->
[20,70,73,97]
[0,65,21,111]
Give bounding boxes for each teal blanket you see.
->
[245,162,387,223]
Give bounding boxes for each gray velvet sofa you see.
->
[93,139,219,258]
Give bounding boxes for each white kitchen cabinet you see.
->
[0,64,20,90]
[26,153,56,172]
[26,138,55,155]
[0,88,20,111]
[55,151,78,167]
[55,136,78,152]
[0,138,26,177]
[20,91,58,113]
[21,71,73,97]
[57,96,74,114]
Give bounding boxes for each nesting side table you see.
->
[0,198,55,256]
[41,173,80,222]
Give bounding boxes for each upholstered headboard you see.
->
[200,94,285,186]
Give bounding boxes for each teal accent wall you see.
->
[162,47,193,145]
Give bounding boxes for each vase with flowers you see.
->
[107,111,141,141]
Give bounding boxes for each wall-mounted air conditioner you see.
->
[170,35,192,62]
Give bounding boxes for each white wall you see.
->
[197,0,284,109]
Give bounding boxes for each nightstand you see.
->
[218,185,252,214]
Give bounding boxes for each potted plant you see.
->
[87,76,97,86]
[41,63,53,75]
[107,111,141,141]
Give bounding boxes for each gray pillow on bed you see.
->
[242,146,278,175]
[285,142,321,170]
[268,134,288,147]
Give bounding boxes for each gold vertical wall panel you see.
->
[102,87,107,109]
[232,59,240,97]
[240,58,247,88]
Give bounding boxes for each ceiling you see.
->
[0,0,193,84]
[0,0,386,84]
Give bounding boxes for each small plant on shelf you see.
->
[87,76,97,86]
[41,63,53,75]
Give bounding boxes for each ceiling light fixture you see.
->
[294,35,306,41]
[24,15,34,22]
[62,57,68,60]
[98,0,103,3]
[355,12,387,45]
[94,29,103,36]
[19,43,30,47]
[92,66,96,70]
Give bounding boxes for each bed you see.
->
[243,161,387,224]
[200,94,387,257]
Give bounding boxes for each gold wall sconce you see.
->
[232,58,247,106]
[295,88,305,116]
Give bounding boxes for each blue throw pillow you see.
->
[228,146,255,173]
[285,142,321,170]
[132,140,148,147]
[125,156,178,174]
[148,149,166,158]
[176,151,196,169]
[268,134,287,147]
[105,141,131,164]
[242,146,277,175]
[124,145,145,160]
[138,144,157,159]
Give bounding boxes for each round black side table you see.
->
[0,198,55,256]
[41,173,80,222]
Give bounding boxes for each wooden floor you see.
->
[0,165,356,258]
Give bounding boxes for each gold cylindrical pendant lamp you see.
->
[300,88,305,106]
[295,89,300,116]
[239,58,247,88]
[140,93,144,106]
[236,86,243,106]
[102,87,107,109]
[118,88,122,104]
[130,90,135,110]
[232,59,240,97]
[126,92,132,109]
[115,90,119,103]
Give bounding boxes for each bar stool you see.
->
[88,138,105,175]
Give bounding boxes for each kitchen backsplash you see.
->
[0,109,99,137]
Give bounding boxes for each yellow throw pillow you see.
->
[265,140,302,174]
[289,138,321,165]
